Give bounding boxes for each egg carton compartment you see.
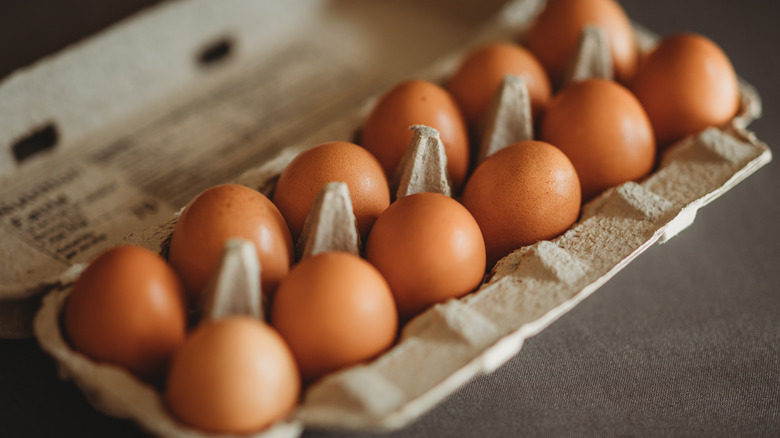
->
[35,17,772,438]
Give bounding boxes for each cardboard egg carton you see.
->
[34,125,772,437]
[34,127,771,437]
[1,0,772,436]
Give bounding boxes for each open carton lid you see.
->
[3,0,772,435]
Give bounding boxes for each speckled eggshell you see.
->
[462,141,581,267]
[360,80,470,191]
[630,33,740,148]
[168,184,294,301]
[447,42,552,126]
[540,78,656,201]
[525,0,638,86]
[271,252,398,383]
[365,192,486,321]
[64,245,187,383]
[165,317,300,434]
[272,141,390,243]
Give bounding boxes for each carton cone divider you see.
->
[296,182,361,259]
[477,74,534,164]
[201,238,264,322]
[564,25,613,86]
[393,124,453,198]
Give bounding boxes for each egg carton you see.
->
[34,125,771,438]
[0,0,768,436]
[33,8,772,438]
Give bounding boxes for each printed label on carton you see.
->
[1,39,368,288]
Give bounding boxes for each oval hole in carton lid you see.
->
[11,122,58,163]
[196,36,234,68]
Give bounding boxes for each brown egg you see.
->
[271,252,397,382]
[462,141,581,267]
[525,0,638,86]
[447,42,552,126]
[365,192,486,321]
[168,184,293,301]
[540,78,656,201]
[64,245,187,382]
[630,33,740,148]
[273,141,390,243]
[360,80,470,191]
[165,317,300,434]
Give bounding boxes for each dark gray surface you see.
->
[1,1,778,437]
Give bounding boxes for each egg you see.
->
[525,0,638,86]
[365,192,486,320]
[630,33,740,148]
[462,141,581,267]
[447,42,552,126]
[168,184,293,301]
[165,317,300,434]
[540,78,656,200]
[64,245,187,382]
[271,252,397,382]
[360,80,470,191]
[272,141,390,243]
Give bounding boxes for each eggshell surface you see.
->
[165,317,300,434]
[273,141,390,242]
[447,42,551,126]
[360,80,470,191]
[64,245,187,382]
[630,33,740,148]
[525,0,638,86]
[462,141,581,267]
[271,252,398,382]
[366,192,486,320]
[540,79,655,200]
[168,184,293,301]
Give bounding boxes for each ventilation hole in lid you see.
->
[12,123,59,163]
[197,37,234,68]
